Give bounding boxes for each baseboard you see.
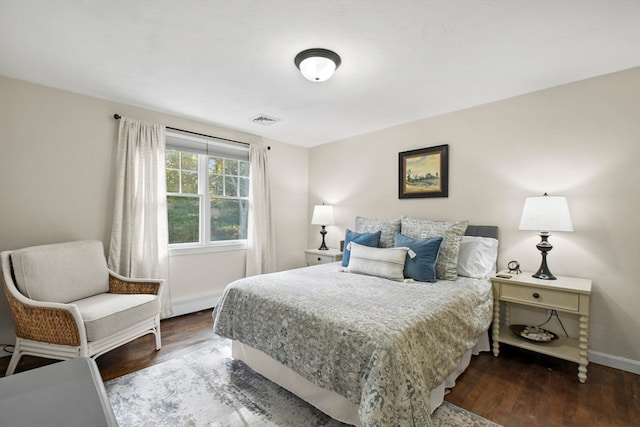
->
[589,349,640,375]
[168,293,222,318]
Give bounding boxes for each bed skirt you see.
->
[231,332,490,426]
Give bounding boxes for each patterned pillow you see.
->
[347,242,408,282]
[341,229,382,267]
[355,216,401,248]
[400,216,469,280]
[394,233,443,283]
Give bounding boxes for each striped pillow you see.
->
[347,242,408,281]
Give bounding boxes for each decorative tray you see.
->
[509,324,558,343]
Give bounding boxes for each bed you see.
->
[213,220,498,427]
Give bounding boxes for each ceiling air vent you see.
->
[250,114,281,126]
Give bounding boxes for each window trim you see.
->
[168,241,247,257]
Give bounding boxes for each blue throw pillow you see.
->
[394,232,443,282]
[342,229,382,267]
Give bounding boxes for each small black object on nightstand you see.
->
[508,260,521,274]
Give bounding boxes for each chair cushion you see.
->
[73,293,160,342]
[10,241,109,303]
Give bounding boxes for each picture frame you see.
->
[398,144,449,199]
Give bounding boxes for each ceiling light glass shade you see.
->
[311,204,335,225]
[519,194,574,232]
[294,48,341,82]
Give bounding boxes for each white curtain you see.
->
[245,142,276,276]
[108,117,172,318]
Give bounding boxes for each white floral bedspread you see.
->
[213,262,493,427]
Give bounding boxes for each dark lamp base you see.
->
[532,270,557,280]
[533,232,557,280]
[318,227,329,250]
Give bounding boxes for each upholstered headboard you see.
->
[465,225,498,240]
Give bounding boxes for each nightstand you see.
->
[490,271,592,383]
[305,248,343,266]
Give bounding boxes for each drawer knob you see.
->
[317,257,321,261]
[532,292,540,299]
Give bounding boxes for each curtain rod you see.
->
[113,114,264,149]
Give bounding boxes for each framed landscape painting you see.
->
[398,144,449,199]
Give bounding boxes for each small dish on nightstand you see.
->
[509,324,558,343]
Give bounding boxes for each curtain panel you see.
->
[245,142,276,276]
[108,117,172,317]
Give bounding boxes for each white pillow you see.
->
[347,242,408,281]
[456,236,499,278]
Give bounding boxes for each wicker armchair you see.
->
[1,240,164,376]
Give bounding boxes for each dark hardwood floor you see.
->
[1,309,638,427]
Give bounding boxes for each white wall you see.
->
[308,68,640,370]
[0,76,309,348]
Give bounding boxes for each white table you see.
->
[305,248,343,266]
[490,271,592,383]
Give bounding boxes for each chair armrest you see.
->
[2,278,85,346]
[108,269,165,296]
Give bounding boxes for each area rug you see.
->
[105,338,501,427]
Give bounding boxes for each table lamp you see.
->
[518,193,573,280]
[311,204,335,250]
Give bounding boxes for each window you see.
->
[165,131,250,252]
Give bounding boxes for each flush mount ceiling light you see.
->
[294,48,341,82]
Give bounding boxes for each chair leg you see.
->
[5,342,23,376]
[154,321,162,350]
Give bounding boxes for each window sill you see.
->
[169,242,247,257]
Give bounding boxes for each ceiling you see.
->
[1,1,639,147]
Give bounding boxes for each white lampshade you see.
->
[311,205,335,225]
[519,194,574,232]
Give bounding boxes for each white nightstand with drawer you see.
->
[490,271,592,383]
[305,248,342,266]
